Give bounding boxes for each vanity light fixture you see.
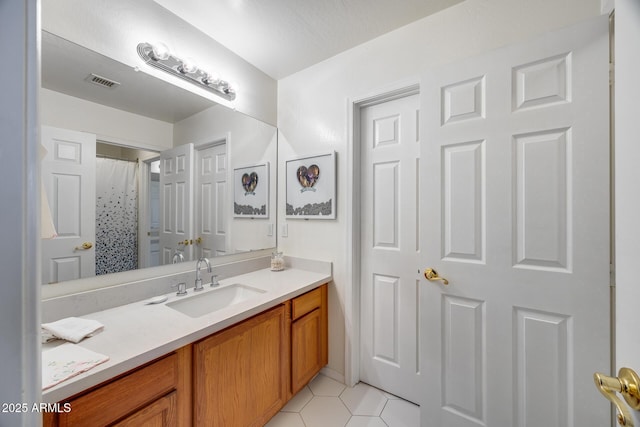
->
[137,42,236,101]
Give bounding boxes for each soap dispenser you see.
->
[270,251,284,271]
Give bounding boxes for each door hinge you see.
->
[610,263,616,288]
[609,62,615,86]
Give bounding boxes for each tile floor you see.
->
[266,374,420,427]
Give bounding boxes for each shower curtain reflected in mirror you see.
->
[95,157,139,275]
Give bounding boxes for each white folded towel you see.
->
[42,317,104,343]
[42,343,109,390]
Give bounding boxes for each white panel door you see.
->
[616,1,640,426]
[195,142,228,258]
[41,126,96,283]
[360,93,421,403]
[159,144,194,264]
[420,17,610,427]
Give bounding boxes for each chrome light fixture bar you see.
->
[137,42,236,101]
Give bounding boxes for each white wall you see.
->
[615,0,640,424]
[174,106,278,253]
[41,88,173,150]
[0,0,41,425]
[42,0,277,126]
[277,0,603,379]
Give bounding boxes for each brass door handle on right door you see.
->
[594,367,640,426]
[424,268,448,285]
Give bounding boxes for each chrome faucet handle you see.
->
[210,274,219,287]
[172,282,187,296]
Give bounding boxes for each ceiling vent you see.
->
[85,73,120,89]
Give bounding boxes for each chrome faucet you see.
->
[194,257,212,292]
[172,249,184,264]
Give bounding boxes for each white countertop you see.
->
[42,266,331,403]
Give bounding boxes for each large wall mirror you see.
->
[40,30,277,288]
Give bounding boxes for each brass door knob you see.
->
[74,242,93,250]
[424,268,449,285]
[594,367,640,426]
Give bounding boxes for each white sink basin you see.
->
[166,284,266,318]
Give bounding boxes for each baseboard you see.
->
[320,366,345,385]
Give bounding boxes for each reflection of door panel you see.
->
[419,17,609,427]
[159,144,193,264]
[148,164,161,267]
[41,126,96,283]
[196,143,227,258]
[139,160,161,269]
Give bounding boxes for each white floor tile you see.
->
[264,412,306,427]
[340,383,388,416]
[282,385,313,412]
[278,374,421,427]
[308,374,346,396]
[345,415,389,427]
[301,396,352,427]
[380,399,420,427]
[382,390,402,400]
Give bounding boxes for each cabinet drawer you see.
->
[59,353,178,427]
[292,287,322,320]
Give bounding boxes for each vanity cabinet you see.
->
[43,283,328,427]
[44,346,192,427]
[290,285,328,394]
[193,304,289,426]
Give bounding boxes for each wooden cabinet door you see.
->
[291,284,328,394]
[291,308,323,394]
[194,304,288,427]
[113,391,177,427]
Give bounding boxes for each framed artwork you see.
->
[233,163,269,218]
[285,152,336,219]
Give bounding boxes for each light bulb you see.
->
[150,42,170,61]
[202,71,220,85]
[216,79,229,91]
[226,81,238,95]
[179,57,198,74]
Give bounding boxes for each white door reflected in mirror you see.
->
[41,126,96,284]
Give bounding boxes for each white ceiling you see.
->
[153,0,464,80]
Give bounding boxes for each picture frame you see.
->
[233,162,269,218]
[285,151,336,219]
